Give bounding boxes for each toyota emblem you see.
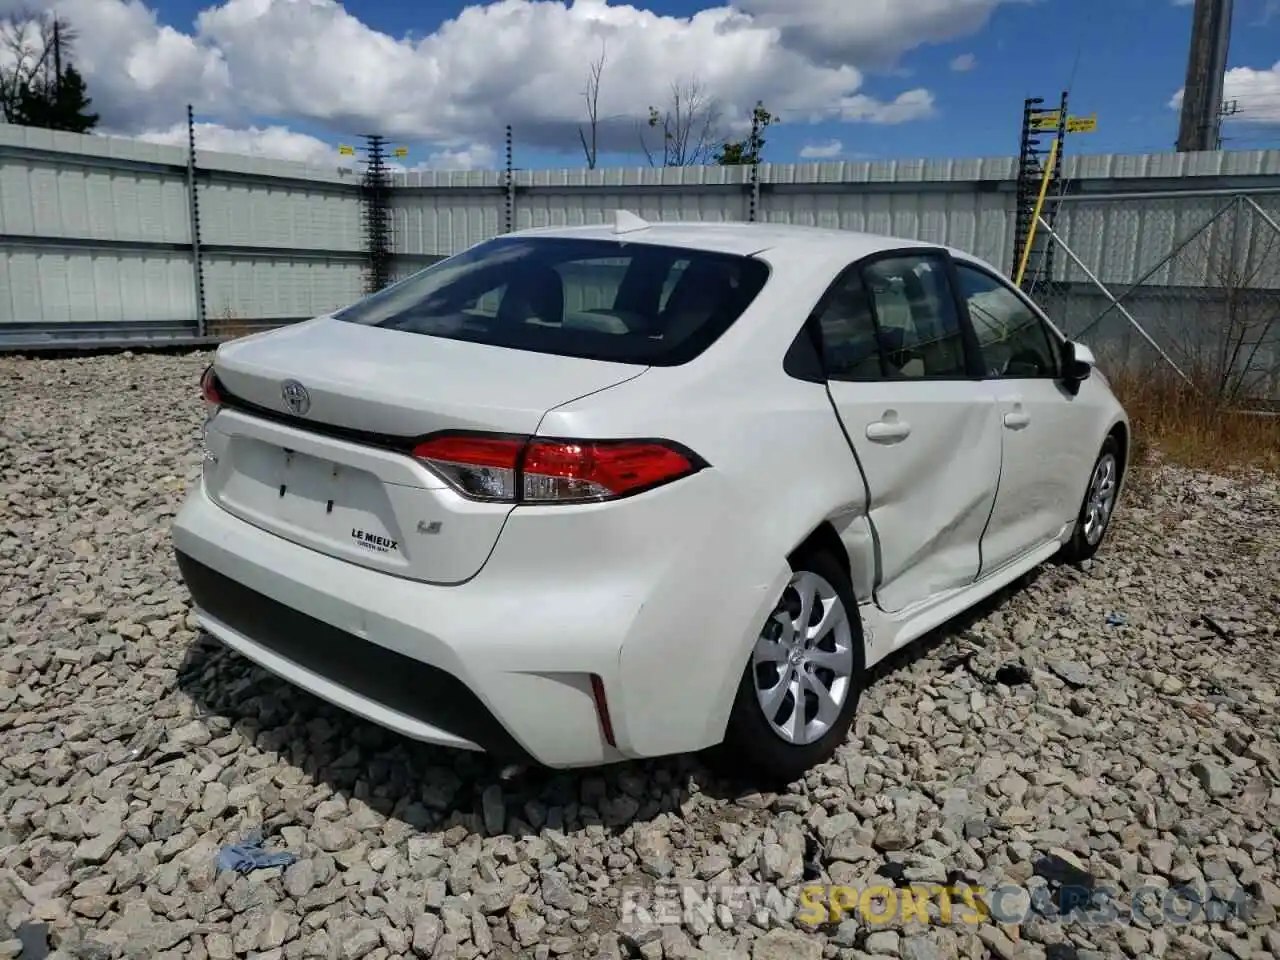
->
[280,380,311,416]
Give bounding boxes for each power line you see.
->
[1222,133,1280,146]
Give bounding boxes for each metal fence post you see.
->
[748,107,761,223]
[749,162,760,224]
[504,125,515,234]
[185,104,207,339]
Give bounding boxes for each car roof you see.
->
[503,218,948,260]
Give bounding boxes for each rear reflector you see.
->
[412,433,704,504]
[590,674,616,748]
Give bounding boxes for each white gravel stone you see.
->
[0,351,1277,959]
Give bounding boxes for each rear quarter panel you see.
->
[536,246,876,755]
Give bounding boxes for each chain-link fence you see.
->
[1027,190,1280,405]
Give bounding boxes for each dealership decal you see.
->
[351,528,398,553]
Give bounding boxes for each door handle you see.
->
[1004,411,1031,429]
[866,420,911,443]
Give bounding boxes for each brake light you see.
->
[201,366,223,408]
[411,433,704,503]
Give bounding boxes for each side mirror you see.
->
[1062,340,1094,394]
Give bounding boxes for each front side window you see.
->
[955,263,1061,378]
[335,238,770,366]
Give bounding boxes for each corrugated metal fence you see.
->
[2,123,1279,380]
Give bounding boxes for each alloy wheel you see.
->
[751,570,856,745]
[1083,452,1118,546]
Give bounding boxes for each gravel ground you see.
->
[1,351,1278,960]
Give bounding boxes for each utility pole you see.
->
[52,18,62,84]
[1176,0,1234,152]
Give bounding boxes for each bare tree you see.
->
[1,8,77,123]
[639,78,720,167]
[577,42,606,170]
[1158,203,1280,403]
[1199,219,1280,403]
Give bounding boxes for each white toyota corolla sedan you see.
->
[172,215,1129,781]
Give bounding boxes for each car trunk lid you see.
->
[203,317,645,583]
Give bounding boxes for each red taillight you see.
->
[201,366,222,407]
[522,440,696,502]
[411,433,702,504]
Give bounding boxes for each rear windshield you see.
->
[334,236,771,366]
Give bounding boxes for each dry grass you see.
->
[209,320,274,341]
[207,306,281,342]
[207,305,290,343]
[1108,365,1280,479]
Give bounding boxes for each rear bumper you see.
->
[172,486,623,767]
[175,550,535,764]
[171,477,784,768]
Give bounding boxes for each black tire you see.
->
[1059,435,1122,564]
[712,550,865,784]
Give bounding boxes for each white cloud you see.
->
[8,0,1005,163]
[838,88,937,124]
[125,122,498,170]
[950,52,977,71]
[800,138,843,158]
[421,143,498,170]
[134,121,340,165]
[1168,60,1280,123]
[733,0,1028,68]
[1222,61,1280,123]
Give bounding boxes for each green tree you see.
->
[714,101,777,166]
[17,65,98,132]
[1,11,97,132]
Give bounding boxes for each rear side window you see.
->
[862,256,968,378]
[813,271,884,379]
[334,238,770,366]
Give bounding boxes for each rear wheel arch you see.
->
[711,547,867,782]
[788,521,852,588]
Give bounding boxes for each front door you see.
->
[816,251,1004,614]
[951,260,1086,575]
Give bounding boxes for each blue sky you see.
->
[26,0,1280,170]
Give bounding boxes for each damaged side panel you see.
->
[822,382,1004,615]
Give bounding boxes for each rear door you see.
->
[816,250,1003,614]
[951,261,1092,574]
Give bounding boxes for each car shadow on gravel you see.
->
[173,564,1059,845]
[175,633,761,841]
